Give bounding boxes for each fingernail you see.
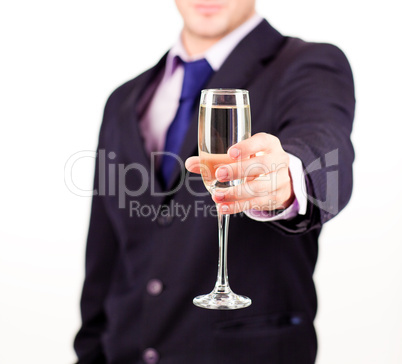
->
[229,147,240,159]
[213,191,225,201]
[221,205,230,214]
[216,167,228,180]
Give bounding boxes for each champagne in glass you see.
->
[193,89,252,310]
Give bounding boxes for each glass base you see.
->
[193,291,252,310]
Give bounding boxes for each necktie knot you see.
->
[180,58,214,100]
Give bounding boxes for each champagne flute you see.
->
[193,89,252,310]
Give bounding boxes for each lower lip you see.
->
[194,4,222,15]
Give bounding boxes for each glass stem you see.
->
[214,209,231,294]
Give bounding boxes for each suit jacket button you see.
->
[143,348,159,364]
[157,208,173,226]
[290,315,303,325]
[147,279,163,296]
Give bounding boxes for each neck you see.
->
[181,12,257,57]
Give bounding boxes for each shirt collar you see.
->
[164,13,263,76]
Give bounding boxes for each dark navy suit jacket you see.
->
[74,20,355,364]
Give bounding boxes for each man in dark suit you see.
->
[74,0,355,363]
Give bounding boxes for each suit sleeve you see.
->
[74,98,119,363]
[271,41,355,234]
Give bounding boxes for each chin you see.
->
[190,19,230,39]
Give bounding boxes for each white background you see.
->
[1,1,401,363]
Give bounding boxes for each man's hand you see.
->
[185,133,295,215]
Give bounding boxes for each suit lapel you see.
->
[119,53,168,196]
[167,20,286,191]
